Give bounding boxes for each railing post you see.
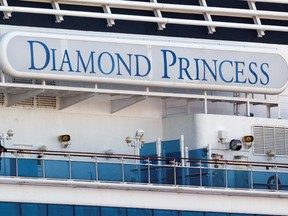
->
[42,153,45,178]
[173,159,177,185]
[250,165,254,190]
[121,157,125,183]
[95,156,99,181]
[68,154,72,180]
[148,157,151,184]
[276,165,279,191]
[225,162,228,189]
[15,153,18,177]
[199,161,202,187]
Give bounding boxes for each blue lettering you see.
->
[135,54,151,77]
[50,49,57,71]
[59,50,74,72]
[97,52,114,75]
[219,60,233,83]
[260,63,269,85]
[194,59,200,80]
[28,40,50,70]
[161,49,177,79]
[76,51,95,73]
[202,59,217,81]
[248,62,258,84]
[116,53,132,76]
[235,61,247,84]
[179,57,193,80]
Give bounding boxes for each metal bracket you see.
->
[58,92,95,110]
[51,1,64,23]
[103,5,115,27]
[0,0,11,19]
[5,89,44,107]
[111,96,146,113]
[199,0,216,34]
[247,1,265,37]
[150,0,166,30]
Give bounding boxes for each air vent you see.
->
[36,96,57,109]
[253,126,288,156]
[16,98,34,107]
[13,78,33,84]
[0,93,4,106]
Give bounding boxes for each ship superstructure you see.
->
[0,0,287,215]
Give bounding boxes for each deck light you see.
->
[125,129,145,162]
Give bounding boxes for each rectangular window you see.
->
[21,203,47,216]
[48,204,74,216]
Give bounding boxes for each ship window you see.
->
[253,126,288,156]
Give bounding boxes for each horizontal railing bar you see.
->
[0,6,287,34]
[22,0,288,21]
[6,148,288,169]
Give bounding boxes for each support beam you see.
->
[103,5,115,27]
[150,0,166,30]
[111,96,146,113]
[198,0,216,34]
[51,1,64,23]
[58,92,95,110]
[248,1,265,37]
[0,0,11,19]
[5,89,43,107]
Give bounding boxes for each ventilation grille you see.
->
[36,96,57,108]
[0,93,4,106]
[13,78,56,86]
[253,126,288,156]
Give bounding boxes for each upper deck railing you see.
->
[0,0,286,37]
[1,148,288,192]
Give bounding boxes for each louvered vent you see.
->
[0,93,4,106]
[253,126,288,156]
[16,98,34,107]
[264,127,274,153]
[275,128,285,155]
[253,126,264,155]
[36,96,56,109]
[13,78,33,84]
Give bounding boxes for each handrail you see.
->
[6,148,288,169]
[2,148,288,192]
[6,0,288,37]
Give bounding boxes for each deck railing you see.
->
[4,0,288,37]
[1,149,288,192]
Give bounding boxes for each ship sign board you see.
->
[0,31,288,94]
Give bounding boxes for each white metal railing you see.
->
[0,0,284,37]
[2,148,288,192]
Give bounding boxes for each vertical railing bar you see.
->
[15,152,18,177]
[276,165,279,191]
[95,156,99,181]
[199,161,202,187]
[42,153,45,178]
[68,154,72,180]
[121,157,125,183]
[148,157,151,184]
[225,161,228,189]
[173,159,177,185]
[250,164,254,190]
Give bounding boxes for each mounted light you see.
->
[242,135,254,143]
[38,145,47,151]
[125,136,133,144]
[6,129,14,137]
[59,134,71,142]
[58,134,71,148]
